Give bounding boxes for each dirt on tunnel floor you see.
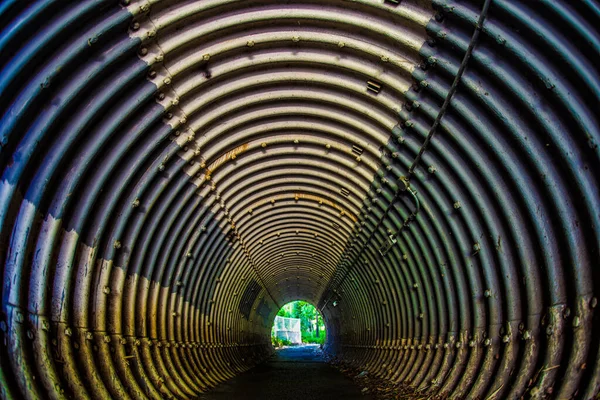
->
[199,344,374,400]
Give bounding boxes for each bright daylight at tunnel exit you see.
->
[0,0,599,399]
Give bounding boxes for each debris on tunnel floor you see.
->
[326,355,448,400]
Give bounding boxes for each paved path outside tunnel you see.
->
[199,344,374,400]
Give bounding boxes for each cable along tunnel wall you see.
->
[0,0,598,399]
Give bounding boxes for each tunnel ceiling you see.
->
[1,0,599,399]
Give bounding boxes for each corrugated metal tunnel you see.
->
[1,0,599,398]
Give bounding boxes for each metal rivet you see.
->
[247,40,255,47]
[484,289,492,298]
[428,166,436,173]
[132,199,140,208]
[103,286,110,295]
[139,47,148,56]
[202,54,211,61]
[453,201,461,209]
[113,240,121,249]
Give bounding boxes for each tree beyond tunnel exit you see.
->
[272,301,325,346]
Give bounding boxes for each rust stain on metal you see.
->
[206,143,250,175]
[295,193,357,222]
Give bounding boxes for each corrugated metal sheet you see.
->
[0,0,598,398]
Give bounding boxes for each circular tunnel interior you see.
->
[0,0,599,398]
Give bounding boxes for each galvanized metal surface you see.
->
[0,0,598,399]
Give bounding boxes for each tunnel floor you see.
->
[199,345,373,400]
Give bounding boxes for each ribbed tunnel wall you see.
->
[1,0,599,398]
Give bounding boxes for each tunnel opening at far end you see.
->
[271,301,327,348]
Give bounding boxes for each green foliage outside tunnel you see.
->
[271,301,326,346]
